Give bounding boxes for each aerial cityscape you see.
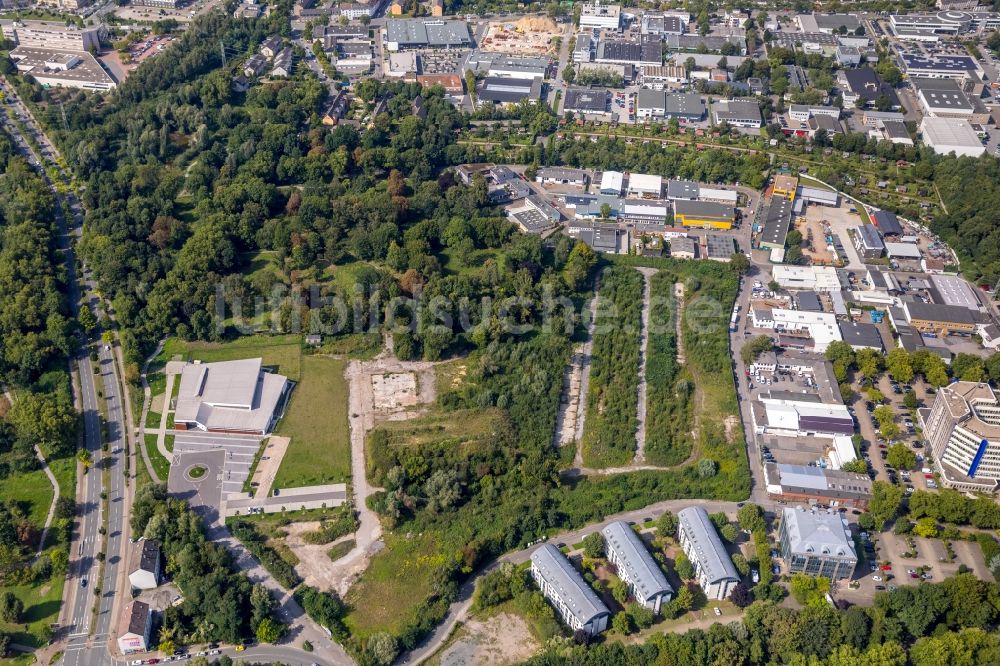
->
[2,0,1000,665]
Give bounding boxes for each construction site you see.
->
[479,16,562,55]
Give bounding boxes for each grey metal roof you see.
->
[174,359,288,433]
[531,544,610,624]
[673,199,735,223]
[385,19,471,48]
[677,506,739,585]
[906,300,982,326]
[760,196,793,247]
[856,223,885,251]
[839,322,883,349]
[478,77,542,104]
[705,233,734,258]
[669,235,696,255]
[782,507,857,560]
[564,86,609,112]
[601,521,673,602]
[667,180,700,200]
[796,291,822,312]
[871,209,902,236]
[713,99,760,124]
[772,463,871,498]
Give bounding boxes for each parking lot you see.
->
[836,529,992,605]
[170,431,262,496]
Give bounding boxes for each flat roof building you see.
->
[669,235,697,258]
[536,167,588,187]
[759,195,794,251]
[765,463,872,508]
[930,274,982,311]
[842,68,900,109]
[901,53,983,80]
[712,98,761,128]
[602,521,673,614]
[704,234,735,261]
[478,77,543,106]
[600,170,624,196]
[563,87,610,117]
[673,199,735,229]
[636,90,706,121]
[677,506,740,600]
[667,179,699,201]
[530,544,610,635]
[579,3,622,30]
[912,77,976,116]
[839,321,883,351]
[779,507,857,580]
[924,381,1000,492]
[772,266,841,291]
[0,19,104,52]
[796,13,861,33]
[10,47,116,91]
[919,117,985,157]
[626,173,663,198]
[596,39,661,66]
[384,19,471,51]
[903,300,983,335]
[174,358,289,435]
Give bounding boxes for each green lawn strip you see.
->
[581,266,644,468]
[164,434,174,453]
[273,355,350,489]
[327,539,355,562]
[243,440,267,495]
[144,408,162,430]
[144,434,170,481]
[643,271,694,467]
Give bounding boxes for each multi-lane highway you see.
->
[0,76,133,666]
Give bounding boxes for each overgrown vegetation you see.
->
[643,271,693,466]
[581,267,643,468]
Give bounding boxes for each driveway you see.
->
[170,431,262,496]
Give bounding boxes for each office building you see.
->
[530,544,610,635]
[778,507,857,580]
[854,222,885,259]
[10,48,116,91]
[0,20,105,52]
[602,521,673,613]
[676,506,740,600]
[901,53,983,80]
[579,3,622,30]
[765,463,872,508]
[924,381,1000,492]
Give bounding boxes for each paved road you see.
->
[0,76,134,666]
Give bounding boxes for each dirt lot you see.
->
[795,216,835,265]
[437,613,539,666]
[371,372,419,411]
[479,16,561,55]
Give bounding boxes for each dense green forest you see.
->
[130,484,286,647]
[0,125,77,655]
[581,266,643,468]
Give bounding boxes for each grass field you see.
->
[162,334,303,381]
[344,531,441,639]
[273,355,351,488]
[0,464,57,529]
[144,434,171,481]
[0,575,64,649]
